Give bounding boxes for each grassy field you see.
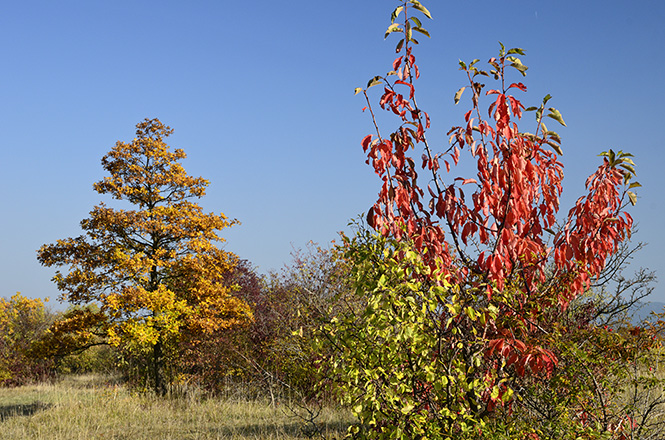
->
[0,374,354,440]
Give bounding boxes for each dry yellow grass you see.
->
[0,375,354,440]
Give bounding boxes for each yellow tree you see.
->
[37,118,251,393]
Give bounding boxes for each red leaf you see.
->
[393,56,403,71]
[366,206,376,229]
[361,135,373,152]
[508,82,527,92]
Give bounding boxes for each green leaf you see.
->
[546,141,563,156]
[507,56,528,76]
[409,16,422,27]
[507,48,526,56]
[385,23,402,39]
[354,87,363,95]
[395,38,405,53]
[401,403,415,414]
[458,59,467,70]
[412,3,433,19]
[535,106,543,120]
[546,130,561,143]
[413,27,430,37]
[629,182,642,189]
[546,108,567,126]
[606,149,616,163]
[501,387,514,403]
[454,86,466,105]
[512,64,528,76]
[367,76,383,89]
[543,94,552,105]
[391,6,404,23]
[620,163,636,175]
[525,106,538,111]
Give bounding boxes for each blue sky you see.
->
[2,0,664,306]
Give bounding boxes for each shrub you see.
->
[0,293,55,386]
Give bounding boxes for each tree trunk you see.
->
[153,338,165,396]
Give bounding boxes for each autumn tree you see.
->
[322,1,653,438]
[37,118,251,394]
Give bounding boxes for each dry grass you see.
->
[0,374,354,440]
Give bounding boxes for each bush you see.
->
[175,247,353,403]
[0,293,56,386]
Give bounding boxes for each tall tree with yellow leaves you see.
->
[37,118,251,394]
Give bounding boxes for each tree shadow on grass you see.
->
[0,401,52,422]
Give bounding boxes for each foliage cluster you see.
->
[0,293,55,386]
[319,1,665,439]
[174,244,352,403]
[321,224,665,439]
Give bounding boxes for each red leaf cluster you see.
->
[361,40,635,308]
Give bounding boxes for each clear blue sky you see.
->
[2,1,664,306]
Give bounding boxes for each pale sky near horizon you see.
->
[2,1,664,307]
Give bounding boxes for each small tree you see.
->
[37,118,251,394]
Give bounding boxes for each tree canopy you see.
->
[37,118,252,393]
